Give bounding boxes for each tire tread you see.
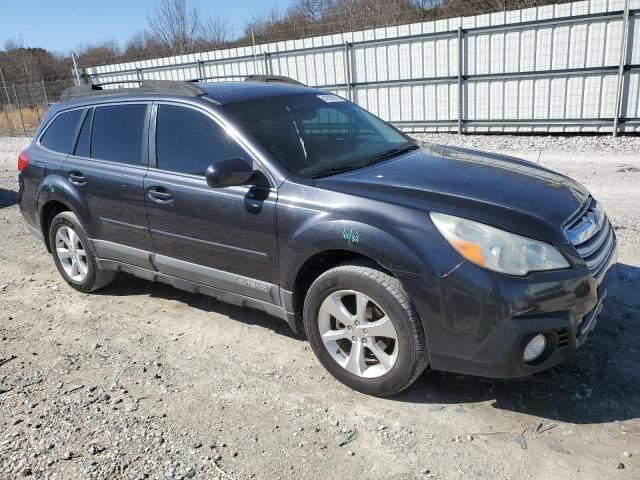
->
[307,261,428,396]
[50,211,117,293]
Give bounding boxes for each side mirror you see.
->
[205,157,254,188]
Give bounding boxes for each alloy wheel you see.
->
[317,290,399,378]
[55,226,88,282]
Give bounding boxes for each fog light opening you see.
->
[523,334,547,363]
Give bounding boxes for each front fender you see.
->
[280,218,433,291]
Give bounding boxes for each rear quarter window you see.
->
[40,109,83,154]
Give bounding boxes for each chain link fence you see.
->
[0,79,73,136]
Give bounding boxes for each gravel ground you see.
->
[1,135,639,480]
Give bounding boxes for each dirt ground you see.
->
[1,135,639,480]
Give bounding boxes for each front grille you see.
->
[564,197,616,279]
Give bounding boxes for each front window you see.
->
[222,93,415,178]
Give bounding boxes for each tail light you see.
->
[18,151,29,172]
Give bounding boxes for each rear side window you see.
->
[40,109,83,154]
[155,104,247,176]
[91,104,147,165]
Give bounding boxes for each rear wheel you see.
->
[49,211,117,292]
[303,262,428,396]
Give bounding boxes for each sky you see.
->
[0,0,290,53]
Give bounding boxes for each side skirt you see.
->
[96,259,299,333]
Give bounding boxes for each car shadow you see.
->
[95,262,639,425]
[394,263,640,425]
[96,272,303,340]
[0,188,18,208]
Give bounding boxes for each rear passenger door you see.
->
[144,102,279,300]
[62,103,154,267]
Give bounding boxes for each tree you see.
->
[148,0,201,55]
[75,40,120,67]
[200,15,232,47]
[123,31,166,61]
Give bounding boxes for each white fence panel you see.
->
[85,0,640,134]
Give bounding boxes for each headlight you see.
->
[430,212,569,276]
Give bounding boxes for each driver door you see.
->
[144,102,279,302]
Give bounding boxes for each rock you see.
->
[192,442,202,449]
[347,450,355,456]
[466,435,473,442]
[420,469,430,475]
[377,425,387,431]
[21,468,32,476]
[623,451,632,458]
[65,384,83,394]
[618,463,625,469]
[88,444,106,455]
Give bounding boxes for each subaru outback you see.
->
[17,78,617,396]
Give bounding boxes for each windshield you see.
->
[222,93,414,178]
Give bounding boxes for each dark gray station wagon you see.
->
[18,78,617,396]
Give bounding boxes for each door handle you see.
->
[68,171,86,184]
[148,187,174,202]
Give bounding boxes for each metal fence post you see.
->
[42,80,49,106]
[13,84,27,135]
[0,66,16,134]
[612,0,631,137]
[263,52,271,75]
[197,60,205,81]
[71,53,82,85]
[457,26,465,135]
[344,42,352,101]
[2,106,13,136]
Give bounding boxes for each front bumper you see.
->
[396,238,617,379]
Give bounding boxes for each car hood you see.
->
[315,144,590,243]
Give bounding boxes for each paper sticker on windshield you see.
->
[318,94,345,103]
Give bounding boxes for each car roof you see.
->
[55,80,323,112]
[200,81,322,105]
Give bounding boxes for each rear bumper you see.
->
[395,239,617,379]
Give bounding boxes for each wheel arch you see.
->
[36,176,91,252]
[288,249,396,331]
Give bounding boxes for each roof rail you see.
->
[244,75,304,86]
[60,80,207,102]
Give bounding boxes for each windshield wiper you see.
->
[361,143,420,167]
[309,143,419,179]
[310,165,364,179]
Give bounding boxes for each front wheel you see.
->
[303,262,428,396]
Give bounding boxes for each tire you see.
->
[49,211,117,293]
[303,261,428,396]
